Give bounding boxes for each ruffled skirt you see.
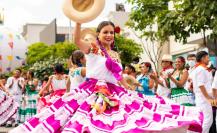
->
[10,79,203,133]
[37,89,66,113]
[0,90,18,125]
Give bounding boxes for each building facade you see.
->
[22,19,74,45]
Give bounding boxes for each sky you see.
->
[0,0,132,33]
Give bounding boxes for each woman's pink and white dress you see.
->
[10,45,203,133]
[37,77,67,113]
[0,89,18,125]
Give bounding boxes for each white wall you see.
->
[25,24,46,45]
[108,11,130,28]
[169,36,201,55]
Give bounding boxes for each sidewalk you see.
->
[0,127,13,133]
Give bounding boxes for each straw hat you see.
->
[62,0,105,23]
[161,54,173,62]
[80,28,97,43]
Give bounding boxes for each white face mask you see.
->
[207,61,212,68]
[187,60,196,68]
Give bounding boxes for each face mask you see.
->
[187,60,196,68]
[207,61,212,68]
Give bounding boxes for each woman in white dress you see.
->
[37,64,68,112]
[10,21,203,133]
[67,50,86,92]
[0,77,18,126]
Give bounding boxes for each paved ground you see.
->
[0,127,13,133]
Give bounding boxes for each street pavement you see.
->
[0,127,13,133]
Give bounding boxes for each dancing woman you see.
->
[37,64,68,112]
[11,21,203,133]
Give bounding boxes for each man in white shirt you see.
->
[185,54,196,105]
[192,51,215,133]
[5,69,24,127]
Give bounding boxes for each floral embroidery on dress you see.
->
[91,80,119,114]
[90,43,104,56]
[90,43,121,63]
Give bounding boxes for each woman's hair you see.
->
[15,68,22,73]
[96,21,116,50]
[43,75,49,81]
[176,56,186,70]
[28,70,34,78]
[71,50,85,67]
[141,62,152,73]
[196,51,208,62]
[96,21,115,33]
[125,64,136,73]
[54,63,64,74]
[187,54,196,59]
[177,56,185,64]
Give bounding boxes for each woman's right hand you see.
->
[49,75,54,80]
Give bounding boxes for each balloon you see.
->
[8,33,13,39]
[15,56,23,60]
[6,67,11,71]
[8,42,13,49]
[0,26,29,73]
[7,55,13,61]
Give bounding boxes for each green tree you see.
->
[127,0,217,55]
[25,41,78,79]
[26,42,51,64]
[26,41,78,64]
[30,56,67,79]
[127,0,170,42]
[115,35,143,65]
[50,41,77,59]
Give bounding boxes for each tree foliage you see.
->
[115,35,143,65]
[26,41,78,65]
[30,56,67,79]
[127,0,217,49]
